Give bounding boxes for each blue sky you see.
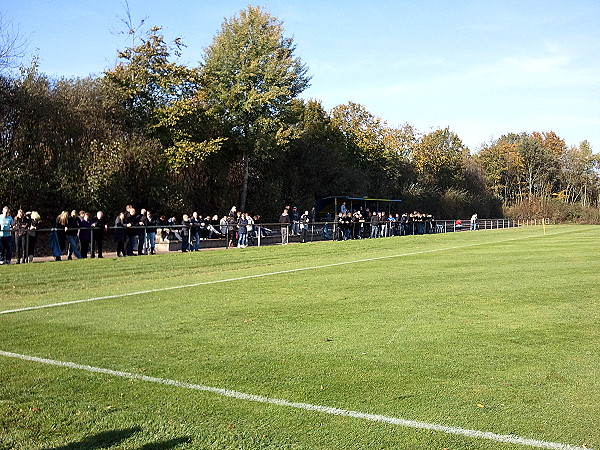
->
[3,0,599,152]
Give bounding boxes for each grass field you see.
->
[1,225,598,449]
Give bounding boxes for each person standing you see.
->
[114,212,126,257]
[190,211,201,251]
[279,208,290,245]
[290,206,300,236]
[370,212,379,238]
[226,214,237,248]
[26,211,41,263]
[181,214,191,252]
[300,210,310,243]
[125,207,139,256]
[237,212,248,248]
[400,213,408,236]
[0,206,14,264]
[13,209,29,264]
[78,212,92,258]
[138,208,148,255]
[246,213,255,246]
[91,211,108,258]
[66,210,83,260]
[145,211,159,255]
[470,213,478,230]
[54,211,69,261]
[220,215,228,236]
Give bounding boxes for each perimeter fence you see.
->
[0,218,544,264]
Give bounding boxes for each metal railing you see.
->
[0,218,534,264]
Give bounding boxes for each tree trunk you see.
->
[239,153,250,212]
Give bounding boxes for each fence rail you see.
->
[0,218,548,264]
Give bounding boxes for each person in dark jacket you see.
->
[91,210,108,258]
[78,212,92,258]
[279,208,290,245]
[125,208,139,256]
[13,209,29,264]
[114,212,126,257]
[237,213,248,248]
[181,214,191,252]
[226,214,237,248]
[289,206,300,236]
[190,212,201,251]
[145,211,159,255]
[26,211,41,263]
[54,211,69,261]
[138,209,148,255]
[300,210,310,243]
[66,210,82,260]
[370,212,380,238]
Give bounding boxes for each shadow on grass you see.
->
[139,437,192,449]
[42,426,191,449]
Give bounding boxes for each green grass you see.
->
[1,225,598,449]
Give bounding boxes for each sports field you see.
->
[1,225,598,449]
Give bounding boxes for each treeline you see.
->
[0,6,598,222]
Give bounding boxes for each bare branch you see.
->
[110,0,147,47]
[0,13,27,72]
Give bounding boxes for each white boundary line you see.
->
[0,229,582,316]
[0,349,592,450]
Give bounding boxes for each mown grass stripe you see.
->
[0,229,577,316]
[0,349,591,450]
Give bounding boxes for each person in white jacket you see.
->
[470,213,478,230]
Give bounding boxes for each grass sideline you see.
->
[1,225,598,449]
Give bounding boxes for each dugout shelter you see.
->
[315,196,403,221]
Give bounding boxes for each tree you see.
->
[104,26,225,211]
[0,14,26,72]
[200,6,310,211]
[412,127,467,192]
[559,140,598,206]
[477,134,526,203]
[330,102,415,196]
[518,135,557,200]
[104,26,200,137]
[280,99,349,209]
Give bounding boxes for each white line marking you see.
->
[0,350,592,450]
[0,230,581,316]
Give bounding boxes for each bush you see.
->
[504,198,600,224]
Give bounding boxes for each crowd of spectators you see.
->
[327,208,437,241]
[0,207,42,265]
[0,202,471,264]
[0,204,270,263]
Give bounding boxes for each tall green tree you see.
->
[477,133,526,203]
[559,140,598,206]
[200,6,311,211]
[104,26,224,212]
[518,135,557,200]
[330,102,415,196]
[104,26,199,136]
[412,127,467,192]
